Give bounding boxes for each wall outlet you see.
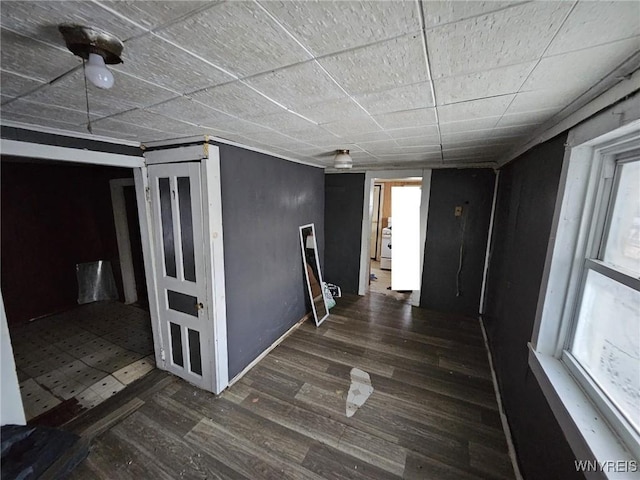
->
[454,206,463,217]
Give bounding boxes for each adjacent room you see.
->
[1,1,638,479]
[1,158,155,425]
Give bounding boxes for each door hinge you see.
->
[145,186,151,203]
[160,348,166,361]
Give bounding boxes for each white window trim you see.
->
[531,118,640,480]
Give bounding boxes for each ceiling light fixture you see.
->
[334,149,353,169]
[59,24,124,133]
[59,24,123,89]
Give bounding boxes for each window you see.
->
[531,120,640,469]
[564,153,640,453]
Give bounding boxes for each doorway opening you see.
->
[359,170,432,305]
[368,178,423,301]
[1,159,153,426]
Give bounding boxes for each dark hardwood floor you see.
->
[68,293,514,480]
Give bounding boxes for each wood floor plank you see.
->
[70,429,175,480]
[112,412,247,480]
[285,335,395,378]
[302,443,402,480]
[403,450,487,480]
[185,418,324,480]
[66,293,513,480]
[235,386,347,448]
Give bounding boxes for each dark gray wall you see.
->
[324,173,365,293]
[483,134,584,480]
[420,168,495,315]
[217,143,324,378]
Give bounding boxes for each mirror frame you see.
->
[299,223,329,326]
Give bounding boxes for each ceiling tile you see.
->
[394,135,441,147]
[148,96,238,126]
[374,152,441,162]
[293,98,364,124]
[157,2,311,77]
[96,1,212,31]
[189,81,283,118]
[441,130,495,144]
[113,35,234,93]
[365,145,441,156]
[427,2,572,79]
[24,69,177,116]
[546,2,640,56]
[422,1,525,28]
[1,29,80,82]
[0,111,85,133]
[318,34,429,96]
[372,108,437,129]
[355,82,434,115]
[260,0,420,57]
[339,131,394,144]
[89,117,168,139]
[241,130,306,148]
[492,125,535,139]
[496,109,558,129]
[2,98,92,125]
[438,95,514,123]
[280,127,341,145]
[386,125,440,139]
[356,138,400,150]
[322,115,382,136]
[507,88,578,114]
[439,117,499,134]
[0,70,45,98]
[251,111,317,132]
[0,1,145,47]
[434,62,535,105]
[522,38,640,93]
[244,61,345,110]
[95,109,196,136]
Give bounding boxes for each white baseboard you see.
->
[228,312,312,387]
[479,316,524,480]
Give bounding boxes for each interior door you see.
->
[148,163,212,390]
[370,184,382,260]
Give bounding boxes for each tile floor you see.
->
[10,302,155,422]
[369,260,412,302]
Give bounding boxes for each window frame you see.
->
[530,119,640,475]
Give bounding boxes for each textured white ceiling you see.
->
[1,0,639,169]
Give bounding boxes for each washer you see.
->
[380,227,391,270]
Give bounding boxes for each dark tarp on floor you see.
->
[1,424,86,479]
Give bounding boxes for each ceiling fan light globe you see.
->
[334,150,353,169]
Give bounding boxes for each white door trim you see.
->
[0,139,143,167]
[200,145,229,393]
[110,178,137,304]
[358,169,432,307]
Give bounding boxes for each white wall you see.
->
[1,291,26,425]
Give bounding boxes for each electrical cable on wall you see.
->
[456,206,467,297]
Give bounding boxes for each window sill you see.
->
[528,346,639,480]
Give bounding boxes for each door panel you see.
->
[149,163,212,389]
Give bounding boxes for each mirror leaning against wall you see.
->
[299,224,329,326]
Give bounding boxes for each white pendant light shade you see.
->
[334,149,353,169]
[85,53,114,89]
